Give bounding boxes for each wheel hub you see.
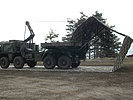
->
[16,60,20,65]
[2,60,5,65]
[47,60,51,65]
[62,61,66,65]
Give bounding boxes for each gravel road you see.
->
[0,66,133,100]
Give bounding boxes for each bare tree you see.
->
[45,29,59,43]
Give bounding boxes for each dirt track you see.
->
[0,66,133,100]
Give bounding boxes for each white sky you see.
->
[0,0,133,54]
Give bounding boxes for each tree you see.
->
[64,11,121,58]
[93,11,121,58]
[45,29,59,43]
[63,12,88,42]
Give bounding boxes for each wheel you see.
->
[27,61,37,68]
[0,57,10,69]
[72,59,80,68]
[13,56,24,69]
[58,56,71,69]
[43,55,56,69]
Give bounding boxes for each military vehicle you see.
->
[41,16,128,69]
[0,21,41,69]
[0,16,131,69]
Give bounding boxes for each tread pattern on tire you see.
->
[13,56,24,69]
[43,55,56,69]
[58,56,71,69]
[0,57,10,69]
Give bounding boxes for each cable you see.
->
[28,21,67,23]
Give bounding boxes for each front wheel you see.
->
[13,56,24,69]
[58,56,71,69]
[43,55,56,69]
[0,57,10,69]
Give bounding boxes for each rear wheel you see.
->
[72,59,80,68]
[43,55,56,69]
[13,56,24,69]
[58,56,71,69]
[27,61,37,68]
[0,57,10,69]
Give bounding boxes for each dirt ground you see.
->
[0,65,133,100]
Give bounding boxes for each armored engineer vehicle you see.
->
[0,16,128,69]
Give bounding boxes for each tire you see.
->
[43,55,56,69]
[27,61,37,68]
[58,56,71,69]
[0,57,10,69]
[72,59,80,68]
[13,56,24,69]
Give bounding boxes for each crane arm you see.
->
[24,21,35,42]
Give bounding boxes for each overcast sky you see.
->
[0,0,133,54]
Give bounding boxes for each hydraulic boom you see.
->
[24,21,35,43]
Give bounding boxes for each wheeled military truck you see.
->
[0,16,130,69]
[0,40,40,69]
[41,16,113,69]
[0,22,41,69]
